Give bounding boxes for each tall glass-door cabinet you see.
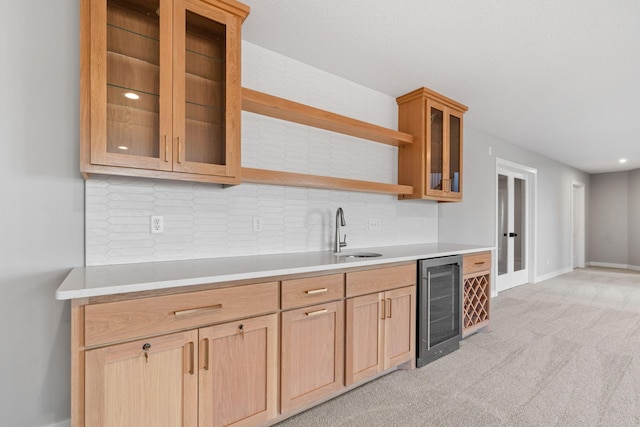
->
[81,0,249,184]
[397,87,467,202]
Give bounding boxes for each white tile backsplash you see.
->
[85,41,438,266]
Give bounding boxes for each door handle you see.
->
[509,232,518,237]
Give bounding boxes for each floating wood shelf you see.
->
[240,88,414,196]
[241,88,414,147]
[242,168,414,195]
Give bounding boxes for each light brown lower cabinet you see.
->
[85,330,199,427]
[199,314,278,427]
[84,313,278,427]
[345,285,416,386]
[75,264,424,427]
[280,300,345,414]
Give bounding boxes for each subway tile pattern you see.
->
[85,42,438,266]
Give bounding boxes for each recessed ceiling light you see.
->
[124,92,139,100]
[619,158,627,164]
[118,146,129,150]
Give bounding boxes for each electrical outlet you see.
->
[368,218,381,231]
[150,215,164,234]
[252,216,263,232]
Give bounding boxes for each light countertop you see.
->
[56,242,493,300]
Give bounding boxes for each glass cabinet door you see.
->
[172,0,241,177]
[427,101,445,194]
[92,0,173,170]
[448,111,462,196]
[424,99,463,199]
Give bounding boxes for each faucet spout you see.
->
[334,207,347,253]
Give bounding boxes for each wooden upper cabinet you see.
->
[397,87,467,202]
[81,0,249,184]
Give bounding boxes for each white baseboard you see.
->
[44,420,70,427]
[535,267,573,283]
[588,261,640,272]
[589,261,629,269]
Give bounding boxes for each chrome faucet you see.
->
[334,207,347,253]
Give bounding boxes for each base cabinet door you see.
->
[345,286,416,386]
[199,314,278,427]
[383,286,416,369]
[280,301,344,414]
[85,330,198,427]
[345,293,383,386]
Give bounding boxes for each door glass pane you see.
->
[428,264,459,347]
[514,177,526,272]
[449,115,461,193]
[106,0,161,158]
[498,174,508,276]
[429,107,444,191]
[184,11,226,165]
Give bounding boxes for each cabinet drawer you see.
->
[346,264,416,298]
[463,251,491,276]
[281,274,344,309]
[84,282,279,347]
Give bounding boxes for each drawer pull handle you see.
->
[305,288,328,295]
[474,261,485,265]
[306,308,328,317]
[174,304,222,317]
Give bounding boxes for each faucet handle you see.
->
[340,234,347,248]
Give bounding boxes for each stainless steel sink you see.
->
[335,252,382,258]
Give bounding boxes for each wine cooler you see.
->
[416,255,462,367]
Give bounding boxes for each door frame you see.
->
[571,181,586,269]
[495,158,537,293]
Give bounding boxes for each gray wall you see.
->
[629,169,640,267]
[589,172,629,265]
[439,127,591,283]
[589,169,640,268]
[0,1,84,426]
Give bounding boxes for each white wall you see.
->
[0,1,84,426]
[85,42,439,266]
[439,127,591,286]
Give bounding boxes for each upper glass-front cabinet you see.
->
[397,88,467,202]
[81,0,249,183]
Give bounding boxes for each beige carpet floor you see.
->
[275,267,640,426]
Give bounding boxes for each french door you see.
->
[497,168,529,291]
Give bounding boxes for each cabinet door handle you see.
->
[164,135,169,162]
[186,341,195,375]
[387,298,392,318]
[202,338,209,371]
[305,288,328,295]
[380,299,386,320]
[177,136,182,163]
[305,308,328,317]
[174,304,222,317]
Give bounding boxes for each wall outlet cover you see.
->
[151,215,164,234]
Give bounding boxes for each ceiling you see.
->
[241,0,640,174]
